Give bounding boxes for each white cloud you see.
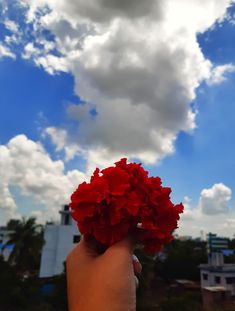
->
[43,127,80,161]
[0,43,16,59]
[30,210,45,223]
[1,2,235,228]
[207,64,235,85]
[22,42,40,59]
[226,9,235,25]
[4,19,19,33]
[179,196,195,221]
[199,183,232,215]
[22,0,162,23]
[34,54,68,74]
[44,127,67,151]
[43,126,125,173]
[22,42,65,74]
[12,0,235,166]
[0,182,17,211]
[38,38,55,52]
[177,183,233,238]
[0,135,86,224]
[4,35,19,45]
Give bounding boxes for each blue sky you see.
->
[154,14,235,204]
[1,0,235,237]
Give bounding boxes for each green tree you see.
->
[4,217,44,273]
[156,239,207,281]
[135,247,156,310]
[159,293,203,311]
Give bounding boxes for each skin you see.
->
[66,236,142,311]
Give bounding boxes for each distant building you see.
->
[178,235,192,241]
[39,205,81,278]
[200,233,235,306]
[202,286,232,310]
[0,227,14,261]
[200,259,235,295]
[169,279,200,295]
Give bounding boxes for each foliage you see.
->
[135,247,156,309]
[206,307,235,311]
[136,239,208,309]
[155,239,207,280]
[158,293,203,311]
[44,266,68,311]
[0,255,39,310]
[1,217,235,310]
[0,255,68,311]
[4,217,44,273]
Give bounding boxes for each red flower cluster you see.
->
[69,158,184,253]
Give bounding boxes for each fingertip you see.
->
[134,276,139,289]
[132,254,142,274]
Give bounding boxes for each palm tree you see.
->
[3,217,44,274]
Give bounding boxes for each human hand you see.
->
[66,236,142,311]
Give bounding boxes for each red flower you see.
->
[69,158,184,253]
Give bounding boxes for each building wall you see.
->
[53,224,78,275]
[202,288,232,309]
[201,269,235,295]
[39,221,80,278]
[1,245,13,261]
[0,228,14,261]
[39,225,59,277]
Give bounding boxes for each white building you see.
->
[200,240,235,296]
[0,227,14,261]
[39,205,81,278]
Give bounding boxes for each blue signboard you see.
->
[207,233,229,253]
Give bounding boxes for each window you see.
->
[73,235,81,243]
[226,277,235,284]
[64,205,69,211]
[215,276,221,284]
[203,273,208,281]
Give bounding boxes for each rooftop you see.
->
[203,286,228,292]
[200,263,235,273]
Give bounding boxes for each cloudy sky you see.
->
[1,0,235,238]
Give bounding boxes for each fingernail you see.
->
[132,254,139,262]
[134,276,139,289]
